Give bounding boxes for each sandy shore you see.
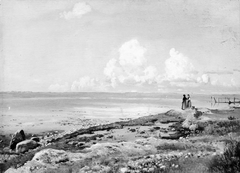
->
[0,106,171,135]
[1,106,240,173]
[1,106,238,135]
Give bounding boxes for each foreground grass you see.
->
[207,139,240,173]
[2,116,240,173]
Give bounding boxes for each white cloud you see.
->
[135,66,158,84]
[209,73,240,88]
[164,48,195,81]
[103,44,240,91]
[104,39,159,88]
[48,83,69,92]
[71,76,98,91]
[156,48,200,88]
[119,39,147,67]
[60,2,91,20]
[48,76,107,92]
[104,58,117,78]
[197,74,210,84]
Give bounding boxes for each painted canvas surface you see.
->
[0,0,240,172]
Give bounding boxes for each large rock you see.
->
[30,137,40,142]
[16,139,39,153]
[9,129,25,150]
[33,149,69,164]
[165,109,182,117]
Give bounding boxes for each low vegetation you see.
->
[2,109,240,173]
[208,139,240,173]
[197,120,240,136]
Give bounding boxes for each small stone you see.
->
[149,167,154,172]
[142,168,148,172]
[129,128,136,132]
[120,167,128,173]
[160,165,166,170]
[77,142,85,146]
[92,165,101,171]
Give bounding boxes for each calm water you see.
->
[1,92,239,119]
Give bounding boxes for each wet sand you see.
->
[0,106,171,135]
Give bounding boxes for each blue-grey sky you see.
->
[1,0,239,93]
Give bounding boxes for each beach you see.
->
[1,92,240,173]
[0,92,236,134]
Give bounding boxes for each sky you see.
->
[0,0,240,93]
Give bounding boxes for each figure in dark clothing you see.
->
[186,94,192,108]
[182,94,187,110]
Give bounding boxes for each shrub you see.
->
[208,140,240,173]
[228,116,236,120]
[200,120,240,136]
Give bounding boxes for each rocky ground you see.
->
[1,108,240,173]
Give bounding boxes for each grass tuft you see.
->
[208,140,240,173]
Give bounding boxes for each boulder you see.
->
[9,129,25,150]
[16,139,39,153]
[129,128,136,132]
[31,137,40,142]
[33,149,69,164]
[161,133,182,140]
[165,110,182,117]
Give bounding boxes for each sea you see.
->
[1,92,239,120]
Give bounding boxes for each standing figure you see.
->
[186,94,192,108]
[182,94,187,110]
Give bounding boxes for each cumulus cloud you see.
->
[164,48,195,81]
[156,48,201,89]
[71,76,99,91]
[104,45,219,90]
[48,83,69,92]
[60,2,91,20]
[118,39,147,67]
[197,74,210,84]
[104,39,158,88]
[158,48,240,90]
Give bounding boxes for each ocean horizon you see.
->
[1,92,239,119]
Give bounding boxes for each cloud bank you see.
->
[48,76,107,92]
[60,2,91,20]
[48,39,240,93]
[71,76,101,92]
[48,83,69,92]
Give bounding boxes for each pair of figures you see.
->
[182,94,192,110]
